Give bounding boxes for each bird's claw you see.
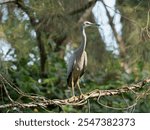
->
[69,96,76,102]
[79,94,85,100]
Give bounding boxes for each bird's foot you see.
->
[79,93,86,100]
[69,96,76,102]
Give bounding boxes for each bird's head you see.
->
[83,21,100,28]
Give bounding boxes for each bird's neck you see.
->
[80,26,87,52]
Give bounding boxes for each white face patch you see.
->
[83,21,93,26]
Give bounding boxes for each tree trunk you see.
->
[16,0,47,78]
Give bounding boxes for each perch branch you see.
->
[0,78,150,109]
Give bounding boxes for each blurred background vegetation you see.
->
[0,0,150,112]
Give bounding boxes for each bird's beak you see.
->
[92,23,100,27]
[95,23,100,26]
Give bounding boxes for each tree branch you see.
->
[15,0,47,78]
[77,6,93,25]
[101,0,132,73]
[0,78,149,109]
[101,0,126,58]
[68,0,97,15]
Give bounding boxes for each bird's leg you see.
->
[77,80,82,94]
[71,77,76,101]
[71,78,75,96]
[77,80,85,99]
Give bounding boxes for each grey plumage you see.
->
[67,21,99,97]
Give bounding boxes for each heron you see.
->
[67,21,100,98]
